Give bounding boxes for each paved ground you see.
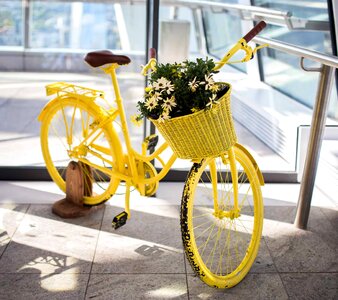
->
[0,181,337,299]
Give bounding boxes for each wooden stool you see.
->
[52,161,103,218]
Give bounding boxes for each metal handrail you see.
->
[253,36,337,230]
[253,36,338,68]
[164,0,329,31]
[48,0,329,31]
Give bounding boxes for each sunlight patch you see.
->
[146,284,186,298]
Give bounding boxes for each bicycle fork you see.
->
[210,148,240,220]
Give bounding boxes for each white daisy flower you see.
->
[206,94,218,109]
[188,77,199,92]
[157,109,171,123]
[153,77,171,90]
[152,91,163,101]
[204,74,215,90]
[161,96,177,111]
[166,83,174,95]
[145,97,158,111]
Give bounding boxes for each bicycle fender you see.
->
[38,96,91,122]
[38,97,59,122]
[235,143,265,186]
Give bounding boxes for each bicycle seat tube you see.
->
[102,63,139,182]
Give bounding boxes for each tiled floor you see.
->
[0,181,337,299]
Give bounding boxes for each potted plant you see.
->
[136,58,237,159]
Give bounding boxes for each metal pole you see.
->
[150,0,160,136]
[144,0,152,140]
[294,64,335,229]
[23,0,30,49]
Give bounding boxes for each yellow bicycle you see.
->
[39,22,266,288]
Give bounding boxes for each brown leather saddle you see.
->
[84,50,131,67]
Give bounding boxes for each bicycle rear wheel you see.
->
[181,145,263,288]
[40,97,120,205]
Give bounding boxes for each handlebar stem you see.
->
[213,39,268,71]
[141,58,157,76]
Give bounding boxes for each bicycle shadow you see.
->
[1,182,337,299]
[0,201,189,299]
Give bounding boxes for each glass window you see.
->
[30,1,120,49]
[0,1,146,168]
[253,0,338,120]
[120,4,146,51]
[0,0,23,47]
[202,1,246,72]
[158,5,198,62]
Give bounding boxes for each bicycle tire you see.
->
[181,145,263,288]
[40,97,121,205]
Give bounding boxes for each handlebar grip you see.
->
[149,48,156,59]
[243,21,266,43]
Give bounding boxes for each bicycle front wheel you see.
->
[181,145,263,288]
[40,97,120,205]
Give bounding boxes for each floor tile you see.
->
[250,238,277,273]
[0,205,104,274]
[183,238,276,277]
[0,273,89,300]
[86,274,188,300]
[182,240,276,277]
[264,206,337,272]
[187,273,288,299]
[26,204,104,229]
[0,181,63,204]
[92,205,185,274]
[0,204,29,256]
[319,206,338,231]
[281,273,338,300]
[263,206,296,226]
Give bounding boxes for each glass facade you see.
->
[253,0,338,120]
[0,1,147,169]
[29,2,120,50]
[0,1,23,47]
[202,0,246,72]
[0,0,337,178]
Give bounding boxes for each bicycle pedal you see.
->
[112,211,128,229]
[145,134,158,152]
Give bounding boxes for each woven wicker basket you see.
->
[151,83,237,159]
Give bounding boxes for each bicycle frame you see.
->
[38,21,267,288]
[39,21,266,220]
[101,63,178,185]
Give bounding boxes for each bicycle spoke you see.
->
[42,99,118,204]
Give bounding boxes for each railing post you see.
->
[294,64,335,229]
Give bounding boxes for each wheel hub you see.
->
[213,208,241,220]
[68,145,88,158]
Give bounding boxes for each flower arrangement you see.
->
[136,58,229,123]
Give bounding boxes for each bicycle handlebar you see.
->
[149,48,156,59]
[142,21,268,74]
[243,21,266,42]
[213,21,267,71]
[141,48,157,75]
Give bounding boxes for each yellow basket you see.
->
[151,83,237,159]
